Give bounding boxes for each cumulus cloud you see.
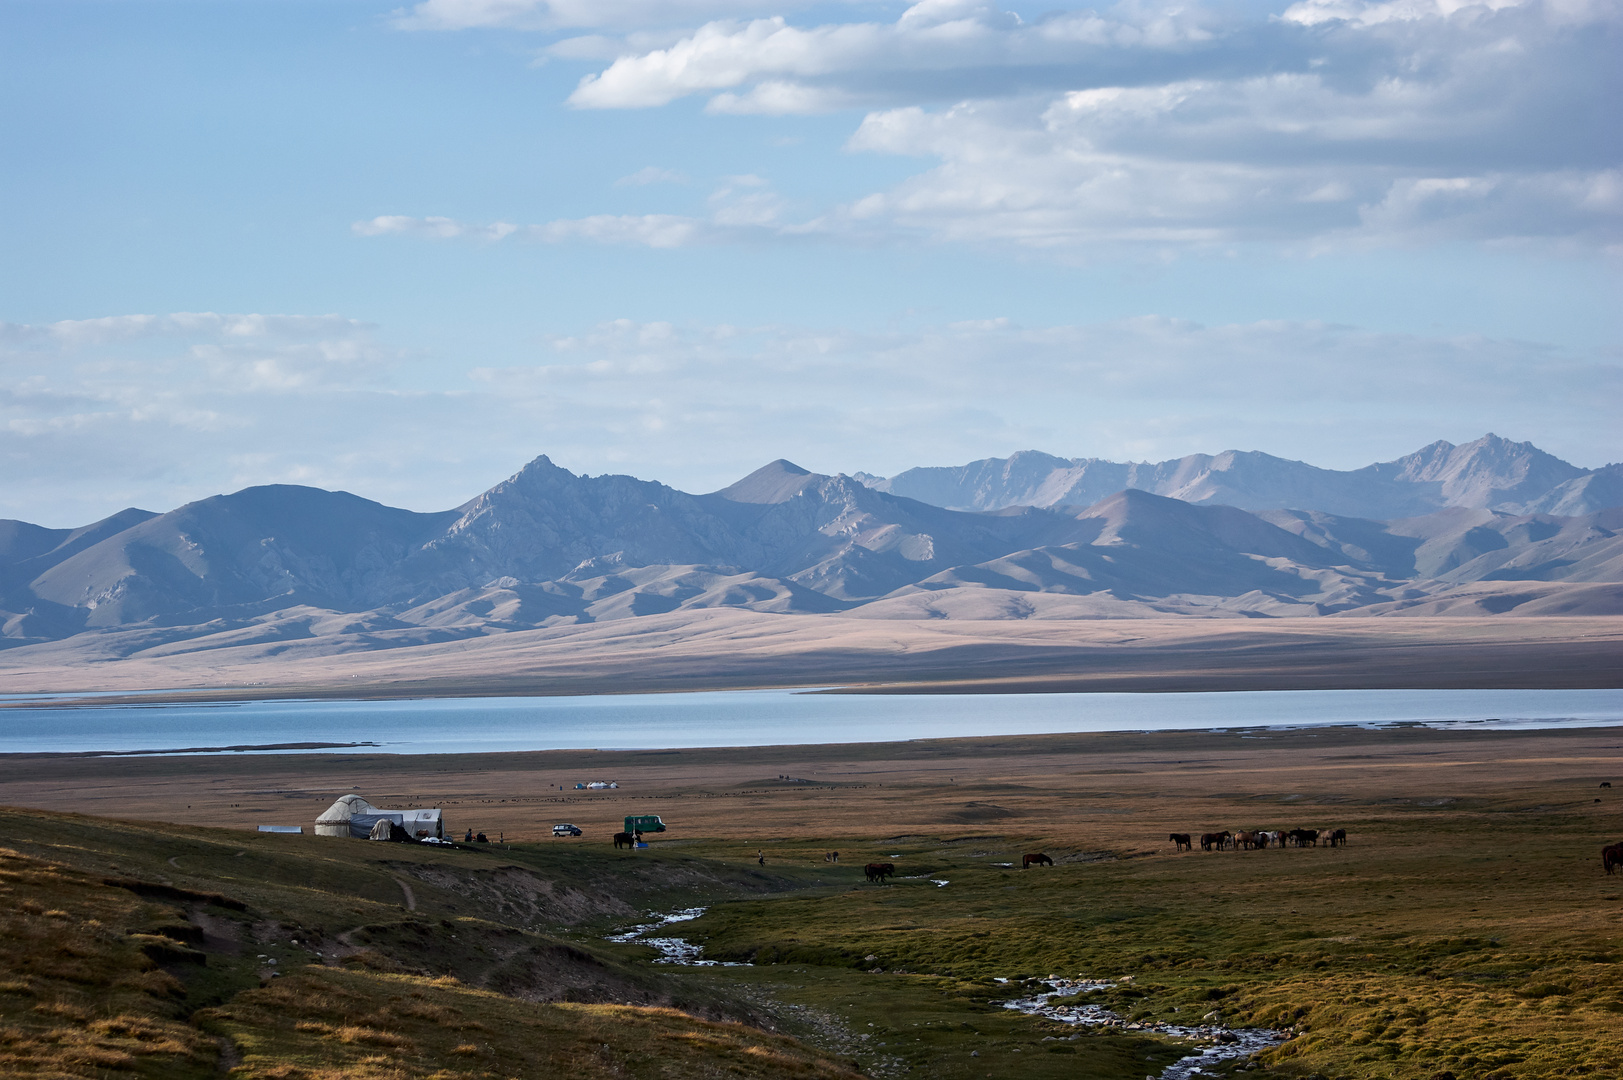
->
[533,0,1623,251]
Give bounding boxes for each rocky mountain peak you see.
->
[712,459,824,504]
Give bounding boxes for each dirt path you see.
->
[392,875,417,911]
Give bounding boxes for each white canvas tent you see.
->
[315,795,445,841]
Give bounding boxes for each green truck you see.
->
[624,815,667,835]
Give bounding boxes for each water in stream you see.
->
[605,907,749,966]
[612,910,1288,1076]
[1001,977,1287,1077]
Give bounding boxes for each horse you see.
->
[1169,833,1192,852]
[1215,830,1234,850]
[1288,828,1319,847]
[613,831,635,849]
[1602,843,1623,875]
[1022,853,1054,869]
[1234,830,1258,850]
[1328,828,1348,847]
[864,862,896,883]
[824,851,840,863]
[1200,832,1221,851]
[1603,782,1613,789]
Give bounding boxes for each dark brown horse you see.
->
[1602,843,1623,875]
[1328,828,1348,847]
[1169,833,1192,852]
[1022,853,1054,868]
[1288,828,1320,847]
[613,831,635,849]
[864,862,896,883]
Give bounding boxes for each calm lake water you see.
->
[0,688,1619,755]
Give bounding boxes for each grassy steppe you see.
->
[2,723,1621,1079]
[675,802,1623,1079]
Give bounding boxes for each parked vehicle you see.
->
[623,815,666,834]
[552,823,582,837]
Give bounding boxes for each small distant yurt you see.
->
[315,795,446,841]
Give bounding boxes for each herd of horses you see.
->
[612,824,1623,879]
[1169,828,1347,851]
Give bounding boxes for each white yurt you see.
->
[315,795,376,837]
[315,795,446,841]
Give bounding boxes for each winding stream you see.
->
[610,912,1288,1076]
[1001,978,1287,1077]
[605,907,750,966]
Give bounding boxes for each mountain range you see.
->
[863,434,1623,518]
[2,434,1620,660]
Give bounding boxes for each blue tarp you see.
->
[348,812,403,839]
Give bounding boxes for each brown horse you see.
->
[864,862,896,883]
[1328,828,1348,847]
[613,831,635,849]
[1169,833,1192,852]
[1602,843,1623,875]
[1022,853,1054,868]
[1200,832,1221,851]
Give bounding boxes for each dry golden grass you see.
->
[203,967,864,1080]
[0,848,217,1077]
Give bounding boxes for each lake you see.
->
[0,687,1619,756]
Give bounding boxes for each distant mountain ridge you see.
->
[865,435,1622,519]
[1,435,1620,659]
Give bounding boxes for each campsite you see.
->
[1,721,1621,1079]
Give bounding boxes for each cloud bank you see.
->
[376,0,1621,254]
[3,309,1615,526]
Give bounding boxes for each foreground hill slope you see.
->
[0,806,862,1079]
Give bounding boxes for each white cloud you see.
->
[1281,0,1529,27]
[352,176,797,248]
[354,212,709,247]
[528,0,1623,251]
[393,0,838,32]
[561,3,1234,113]
[352,215,520,241]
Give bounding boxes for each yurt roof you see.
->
[315,794,376,823]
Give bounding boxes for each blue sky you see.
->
[0,0,1617,524]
